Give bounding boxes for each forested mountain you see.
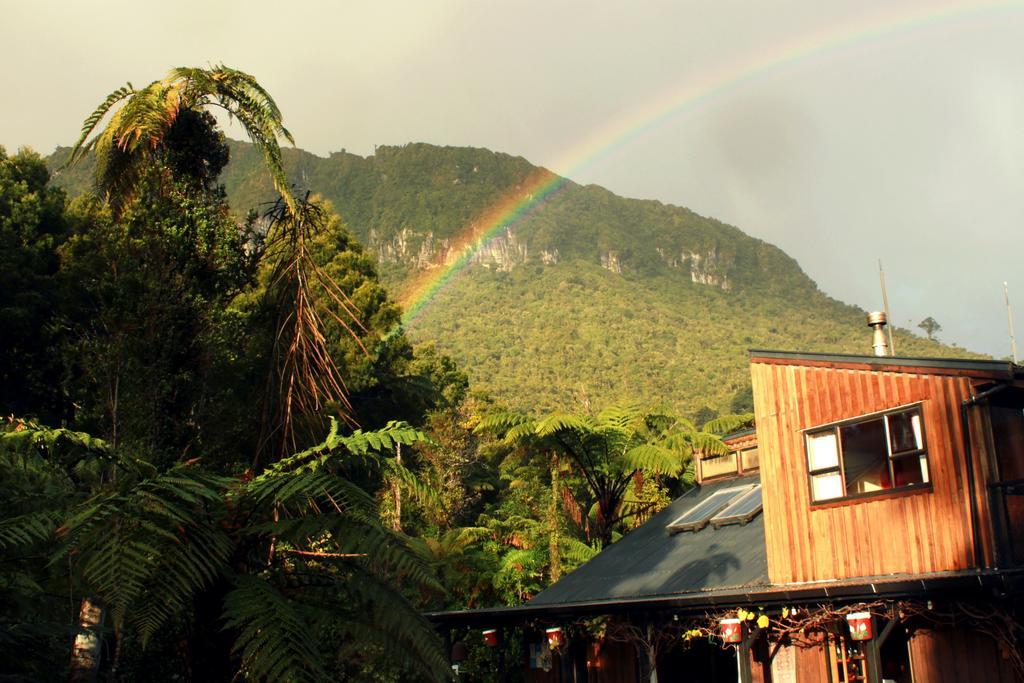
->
[48,141,978,417]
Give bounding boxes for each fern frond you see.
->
[67,84,135,165]
[69,65,295,214]
[623,443,683,476]
[535,412,594,437]
[559,536,600,568]
[688,431,733,456]
[701,413,755,435]
[258,420,429,481]
[56,465,228,632]
[474,411,533,436]
[0,510,63,550]
[297,566,449,681]
[224,576,327,683]
[595,403,642,429]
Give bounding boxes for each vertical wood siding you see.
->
[908,629,1021,682]
[751,360,995,584]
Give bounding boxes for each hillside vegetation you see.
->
[49,141,978,416]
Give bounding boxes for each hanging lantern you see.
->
[482,628,500,647]
[451,640,469,663]
[846,612,873,641]
[720,618,744,644]
[546,626,565,650]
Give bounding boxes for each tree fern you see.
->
[224,575,328,683]
[476,404,741,547]
[56,465,230,634]
[2,414,449,680]
[67,65,294,215]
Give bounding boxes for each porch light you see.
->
[846,612,873,641]
[720,618,743,644]
[482,628,499,647]
[546,626,565,650]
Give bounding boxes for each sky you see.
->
[3,0,1023,357]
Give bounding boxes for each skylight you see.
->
[667,485,753,533]
[710,485,763,528]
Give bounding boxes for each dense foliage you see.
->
[0,71,465,681]
[13,67,989,682]
[51,140,981,416]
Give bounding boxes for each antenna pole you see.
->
[1005,281,1018,364]
[879,259,896,356]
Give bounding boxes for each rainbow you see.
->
[398,0,1022,326]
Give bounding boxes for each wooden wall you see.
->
[750,358,996,584]
[908,628,1021,682]
[589,641,639,683]
[526,640,638,683]
[763,629,1022,683]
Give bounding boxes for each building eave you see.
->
[426,568,1024,627]
[748,349,1020,380]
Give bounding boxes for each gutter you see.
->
[426,570,1023,627]
[960,382,1009,568]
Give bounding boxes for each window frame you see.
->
[803,402,931,504]
[698,442,759,482]
[698,450,739,481]
[739,446,760,473]
[667,484,755,533]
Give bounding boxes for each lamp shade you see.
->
[482,628,499,647]
[720,618,743,644]
[846,612,873,641]
[545,626,564,649]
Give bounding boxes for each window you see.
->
[710,485,763,528]
[698,443,759,481]
[667,485,753,532]
[805,405,928,503]
[740,447,760,472]
[700,451,738,480]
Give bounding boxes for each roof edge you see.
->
[748,349,1018,379]
[425,568,1024,627]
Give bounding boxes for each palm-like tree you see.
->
[68,65,295,214]
[70,68,371,453]
[477,405,750,548]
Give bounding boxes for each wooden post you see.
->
[865,615,897,683]
[737,635,754,683]
[498,626,507,683]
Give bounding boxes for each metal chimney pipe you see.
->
[867,311,889,357]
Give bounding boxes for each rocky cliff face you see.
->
[600,251,622,274]
[472,229,529,271]
[370,226,733,289]
[656,246,732,291]
[368,226,530,272]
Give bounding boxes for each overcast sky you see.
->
[4,0,1023,357]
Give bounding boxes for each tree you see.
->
[4,64,455,680]
[68,65,295,215]
[0,147,71,423]
[0,418,449,681]
[918,316,942,341]
[58,114,260,468]
[477,405,737,548]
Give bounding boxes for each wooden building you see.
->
[432,341,1024,682]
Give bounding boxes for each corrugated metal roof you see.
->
[527,475,768,608]
[748,349,1019,378]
